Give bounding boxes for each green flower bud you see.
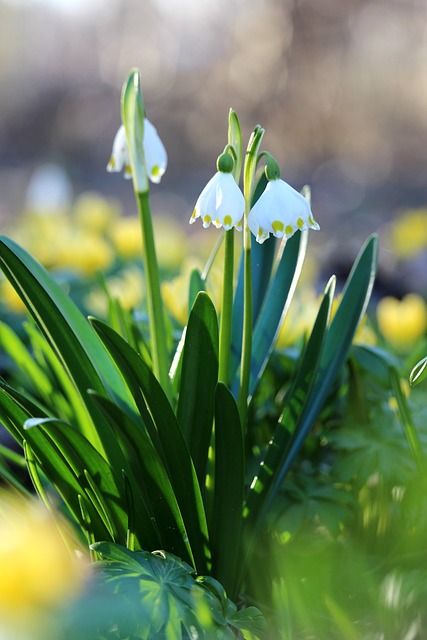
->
[217,151,234,174]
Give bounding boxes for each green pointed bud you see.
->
[217,151,234,174]
[228,109,242,182]
[121,68,148,193]
[264,154,280,181]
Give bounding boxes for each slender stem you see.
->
[136,191,172,400]
[218,229,234,383]
[237,125,264,424]
[237,209,252,423]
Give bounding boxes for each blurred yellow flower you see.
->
[162,258,222,325]
[154,216,189,270]
[377,293,427,350]
[73,192,120,233]
[109,216,142,259]
[386,208,427,259]
[0,494,87,614]
[162,274,189,325]
[276,288,319,349]
[54,232,114,275]
[277,288,377,350]
[85,266,145,316]
[0,279,26,314]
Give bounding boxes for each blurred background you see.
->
[0,0,427,284]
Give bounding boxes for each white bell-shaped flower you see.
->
[248,178,320,244]
[107,120,167,184]
[190,171,245,231]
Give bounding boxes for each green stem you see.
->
[136,191,172,401]
[237,211,252,423]
[237,125,264,424]
[218,229,234,383]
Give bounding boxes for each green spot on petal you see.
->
[285,225,294,236]
[272,220,284,234]
[297,217,304,229]
[223,215,232,227]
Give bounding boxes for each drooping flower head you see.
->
[107,120,167,184]
[189,149,245,231]
[106,68,167,191]
[248,155,320,244]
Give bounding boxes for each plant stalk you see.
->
[136,191,172,401]
[218,229,234,383]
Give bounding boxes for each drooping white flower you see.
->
[248,178,320,244]
[189,171,245,231]
[106,120,167,184]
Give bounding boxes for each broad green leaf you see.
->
[243,277,334,545]
[90,391,194,561]
[0,321,53,398]
[211,382,244,598]
[90,318,211,573]
[177,292,218,485]
[0,385,109,541]
[0,236,135,458]
[248,229,308,398]
[300,234,378,428]
[0,236,131,406]
[25,417,128,542]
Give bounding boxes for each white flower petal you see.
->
[190,172,244,231]
[107,120,167,184]
[107,125,128,173]
[248,178,319,243]
[143,119,168,184]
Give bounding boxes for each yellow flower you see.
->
[0,494,87,614]
[162,274,189,325]
[276,288,319,349]
[162,258,222,325]
[0,279,27,314]
[54,232,114,275]
[109,216,142,259]
[154,216,189,270]
[377,293,427,350]
[85,266,145,316]
[73,192,120,232]
[386,208,427,259]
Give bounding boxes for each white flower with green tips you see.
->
[190,151,244,231]
[107,120,167,185]
[248,176,320,244]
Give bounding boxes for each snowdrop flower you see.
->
[107,120,167,184]
[189,151,244,231]
[248,157,319,243]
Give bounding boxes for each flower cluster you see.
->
[107,104,319,244]
[189,143,320,244]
